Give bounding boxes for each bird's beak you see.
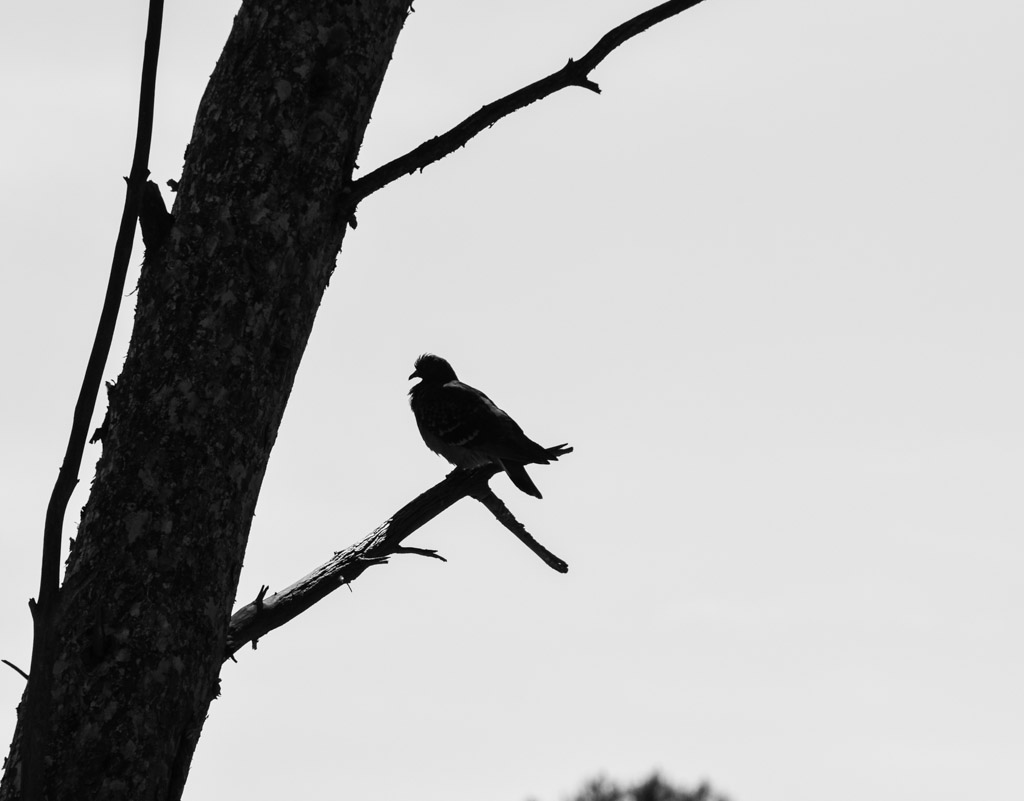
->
[408,370,420,380]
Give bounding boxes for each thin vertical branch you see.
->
[36,0,165,618]
[22,1,165,797]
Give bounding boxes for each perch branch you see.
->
[227,465,495,658]
[225,464,569,658]
[343,0,709,210]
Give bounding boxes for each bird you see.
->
[408,354,572,499]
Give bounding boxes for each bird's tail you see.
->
[503,444,573,499]
[503,462,543,499]
[544,443,573,461]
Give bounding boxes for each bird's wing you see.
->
[427,381,552,464]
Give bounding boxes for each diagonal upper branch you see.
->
[343,0,709,211]
[225,464,570,659]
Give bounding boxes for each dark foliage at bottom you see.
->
[549,773,730,801]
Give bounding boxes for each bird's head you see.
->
[409,353,458,383]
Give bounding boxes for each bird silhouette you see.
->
[408,354,572,498]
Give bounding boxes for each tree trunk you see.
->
[1,1,412,798]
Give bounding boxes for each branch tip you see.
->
[394,546,448,562]
[471,487,569,573]
[2,659,29,681]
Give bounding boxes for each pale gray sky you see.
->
[1,2,1022,800]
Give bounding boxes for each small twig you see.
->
[393,546,447,562]
[254,585,269,613]
[139,179,174,250]
[2,659,29,681]
[248,586,271,650]
[344,0,708,209]
[469,486,569,574]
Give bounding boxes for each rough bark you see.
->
[0,1,412,798]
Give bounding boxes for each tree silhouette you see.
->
[1,1,711,798]
[565,773,729,801]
